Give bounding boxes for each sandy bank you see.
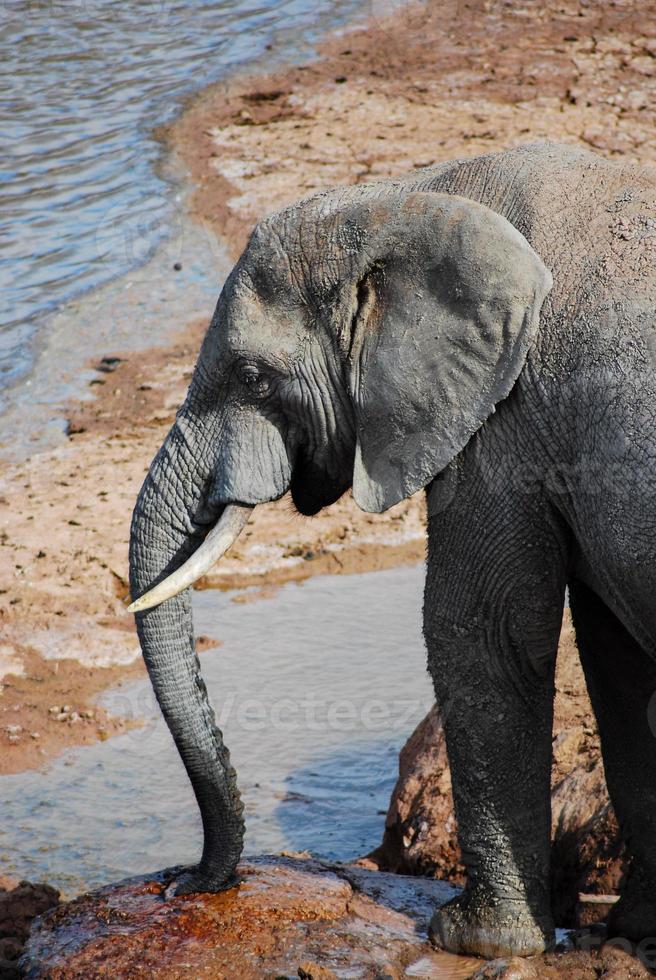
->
[170,0,656,257]
[0,321,424,775]
[3,0,656,774]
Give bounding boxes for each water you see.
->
[0,565,434,897]
[0,0,381,403]
[0,211,232,455]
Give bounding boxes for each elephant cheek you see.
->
[211,412,291,506]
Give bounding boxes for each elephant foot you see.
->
[429,889,554,959]
[606,891,656,943]
[162,864,241,899]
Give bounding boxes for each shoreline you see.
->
[0,314,425,776]
[167,0,656,261]
[0,0,376,440]
[3,0,656,776]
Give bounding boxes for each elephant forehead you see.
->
[222,291,308,362]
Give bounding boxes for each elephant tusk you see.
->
[126,503,254,613]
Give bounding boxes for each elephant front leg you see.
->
[422,458,569,959]
[426,614,559,958]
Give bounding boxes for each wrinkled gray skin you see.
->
[130,142,656,957]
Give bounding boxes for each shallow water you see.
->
[0,0,382,400]
[0,209,231,456]
[0,565,433,897]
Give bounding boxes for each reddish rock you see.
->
[19,858,653,979]
[550,760,624,924]
[369,616,625,926]
[368,701,464,883]
[0,879,59,980]
[471,945,651,979]
[20,857,479,979]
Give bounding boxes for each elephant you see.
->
[128,141,656,958]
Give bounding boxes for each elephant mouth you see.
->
[127,444,354,611]
[127,503,253,613]
[290,449,353,517]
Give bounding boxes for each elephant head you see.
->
[128,186,552,895]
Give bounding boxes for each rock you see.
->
[19,858,653,978]
[470,945,651,978]
[576,895,619,929]
[297,962,338,979]
[0,879,59,980]
[368,701,464,882]
[21,857,476,979]
[550,761,623,924]
[369,615,625,927]
[96,357,122,373]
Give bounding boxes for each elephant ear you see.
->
[344,192,552,512]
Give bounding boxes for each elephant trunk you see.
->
[129,417,244,893]
[128,503,252,613]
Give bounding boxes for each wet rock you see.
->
[470,945,651,978]
[20,857,476,979]
[19,858,653,979]
[369,622,625,927]
[0,879,59,980]
[297,962,338,979]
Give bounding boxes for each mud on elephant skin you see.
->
[128,142,656,957]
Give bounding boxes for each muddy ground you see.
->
[2,0,656,773]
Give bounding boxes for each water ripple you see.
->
[0,0,369,391]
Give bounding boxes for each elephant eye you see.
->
[237,363,270,396]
